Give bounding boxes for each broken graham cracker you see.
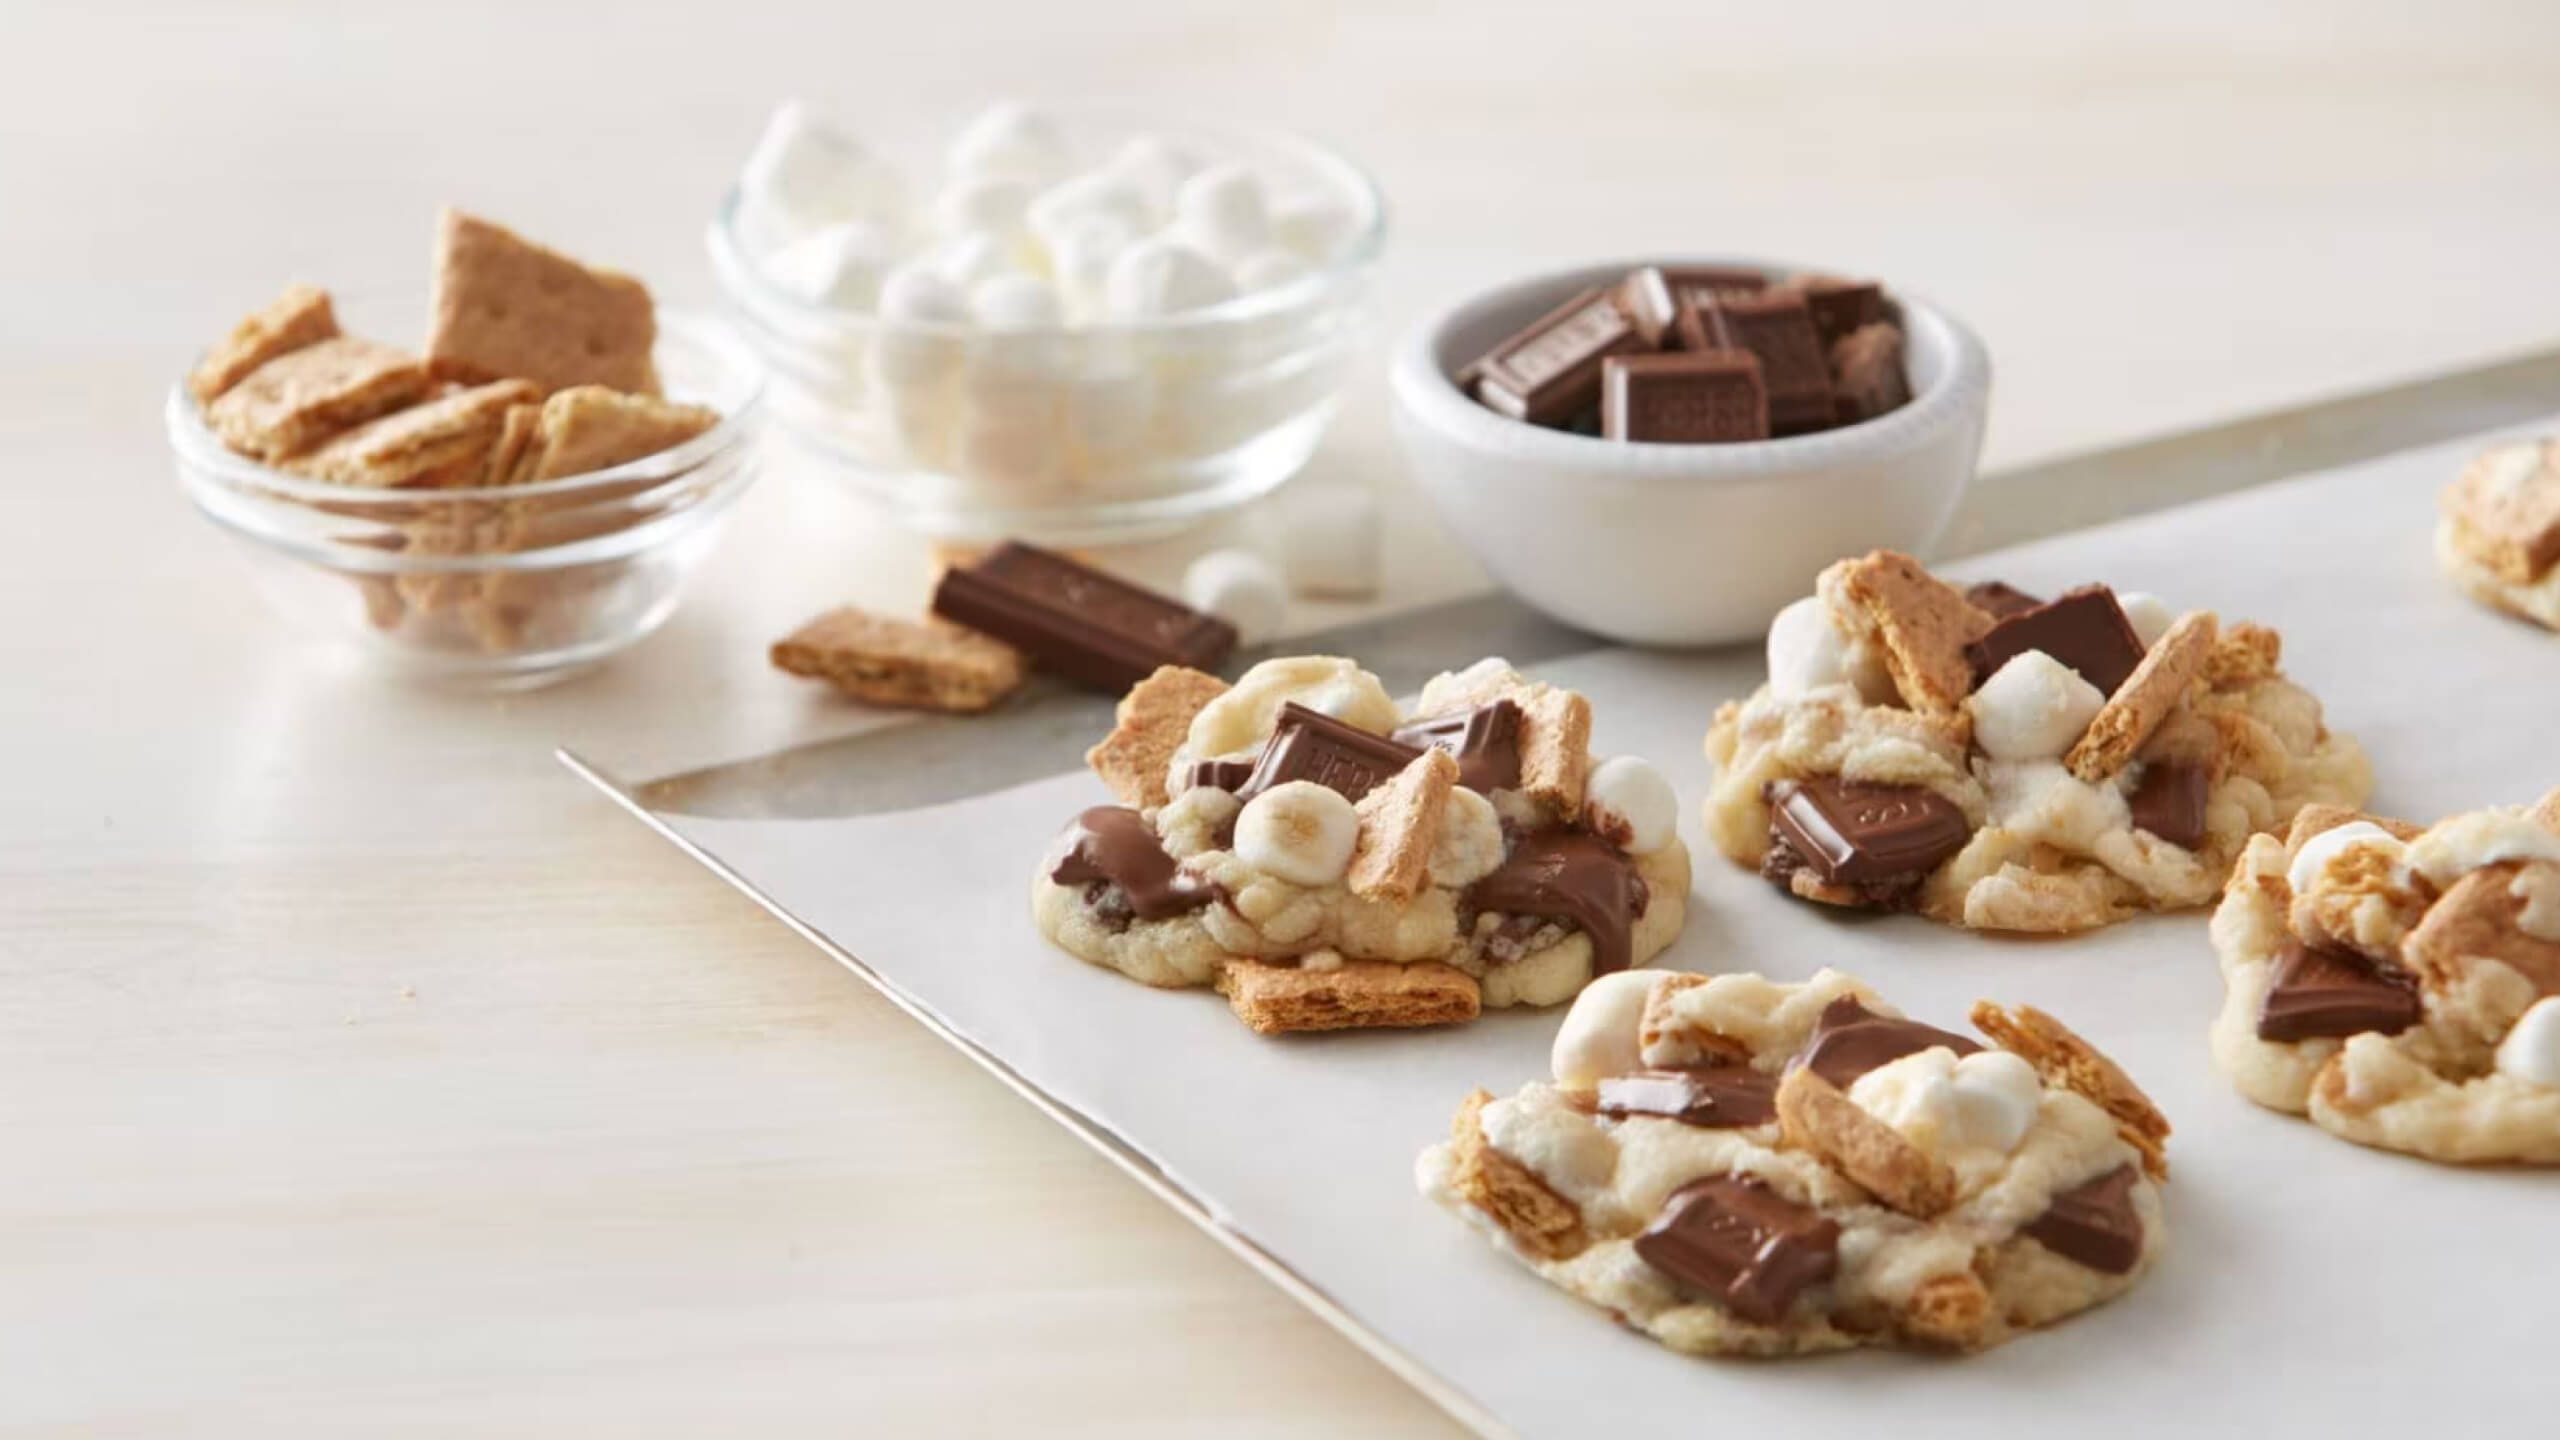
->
[484,403,544,488]
[1517,687,1594,818]
[1215,957,1480,1035]
[1348,749,1458,903]
[2440,441,2560,584]
[1084,665,1231,809]
[1970,1002,2172,1179]
[1637,972,1750,1068]
[1829,550,1993,727]
[2064,610,2218,782]
[189,284,339,404]
[2199,621,2283,689]
[1775,1064,1957,1218]
[2402,862,2560,996]
[204,336,437,461]
[281,379,541,489]
[517,386,720,482]
[1446,1089,1587,1261]
[427,209,659,396]
[771,606,1027,714]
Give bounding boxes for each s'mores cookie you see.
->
[2436,439,2560,630]
[1702,550,2373,934]
[1032,654,1693,1032]
[2209,791,2560,1164]
[1418,969,2169,1356]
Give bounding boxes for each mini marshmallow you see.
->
[1586,756,1677,856]
[1269,194,1361,263]
[947,101,1070,185]
[2402,810,2560,888]
[737,102,905,245]
[969,273,1064,330]
[1103,236,1236,319]
[2288,820,2408,893]
[2495,997,2560,1089]
[1173,163,1270,264]
[1430,786,1506,888]
[1278,482,1381,599]
[931,175,1034,239]
[762,222,897,308]
[1943,1050,2043,1154]
[1183,549,1287,647]
[1764,596,1857,699]
[1026,171,1155,251]
[1549,970,1662,1088]
[1105,133,1204,217]
[1233,780,1358,887]
[1969,650,2106,761]
[926,230,1022,291]
[1233,247,1313,294]
[1850,1047,2041,1158]
[1048,213,1140,319]
[2116,591,2175,651]
[870,264,970,387]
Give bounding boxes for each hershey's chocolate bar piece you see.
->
[1601,351,1768,443]
[1617,265,1768,349]
[1184,757,1257,793]
[1235,702,1423,805]
[1963,584,2147,695]
[1050,806,1215,921]
[1829,322,1911,426]
[933,542,1236,694]
[1781,274,1888,348]
[1963,580,2045,618]
[2256,939,2420,1043]
[2024,1165,2145,1275]
[1469,286,1651,428]
[1795,996,1981,1089]
[1684,289,1836,436]
[1390,698,1524,794]
[1465,829,1645,975]
[2129,761,2210,849]
[1767,776,1971,886]
[1596,1067,1780,1128]
[1633,1175,1840,1325]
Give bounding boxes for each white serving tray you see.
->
[568,421,2560,1438]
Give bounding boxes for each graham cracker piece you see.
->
[1084,665,1231,808]
[2440,440,2560,584]
[1776,1065,1957,1217]
[1636,971,1748,1067]
[2286,805,2426,850]
[518,386,720,482]
[1969,1002,2172,1180]
[204,336,436,461]
[1831,550,1992,726]
[1348,749,1457,902]
[484,403,544,487]
[771,606,1026,714]
[427,209,659,395]
[2403,862,2560,997]
[1517,687,1593,818]
[1215,958,1480,1034]
[281,379,541,488]
[189,284,339,404]
[2064,610,2218,782]
[1445,1090,1587,1261]
[1900,1271,1994,1350]
[2199,621,2283,689]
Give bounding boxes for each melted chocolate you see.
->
[1634,1175,1840,1325]
[2256,939,2420,1042]
[1049,807,1214,923]
[1596,1067,1780,1128]
[1390,699,1524,794]
[1795,996,1981,1089]
[1465,829,1646,975]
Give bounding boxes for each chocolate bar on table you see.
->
[931,541,1236,694]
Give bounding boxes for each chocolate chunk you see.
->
[1760,831,1928,910]
[1600,351,1769,442]
[932,542,1236,694]
[1466,829,1646,975]
[1390,698,1524,794]
[1781,274,1887,348]
[1633,1175,1840,1325]
[1828,322,1911,426]
[1049,806,1215,921]
[1618,265,1766,348]
[1683,290,1836,436]
[1795,995,1981,1089]
[1469,286,1651,428]
[2128,761,2210,849]
[1963,580,2045,619]
[1963,584,2148,695]
[2256,939,2421,1043]
[1234,702,1423,805]
[1183,757,1257,793]
[2024,1166,2144,1275]
[1596,1067,1780,1128]
[1766,776,1971,887]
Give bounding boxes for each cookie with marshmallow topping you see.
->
[1033,655,1691,1031]
[2210,790,2560,1164]
[1703,549,2372,933]
[1418,968,2169,1355]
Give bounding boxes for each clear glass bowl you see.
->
[708,114,1386,545]
[170,310,765,689]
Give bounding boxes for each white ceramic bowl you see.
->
[1390,257,1990,646]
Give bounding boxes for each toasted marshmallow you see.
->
[1104,236,1236,319]
[947,101,1070,185]
[1550,969,1663,1088]
[738,102,905,245]
[1969,650,2105,761]
[1850,1047,2042,1158]
[1173,163,1270,264]
[1586,756,1676,856]
[1182,549,1287,647]
[2116,591,2175,651]
[1431,786,1506,888]
[2289,820,2409,894]
[1233,780,1358,887]
[2496,998,2560,1088]
[762,222,897,308]
[2403,810,2560,888]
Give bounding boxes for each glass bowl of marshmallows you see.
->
[708,101,1386,544]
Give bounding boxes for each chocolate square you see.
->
[1600,351,1769,442]
[1962,584,2148,695]
[1962,580,2045,619]
[1784,274,1887,348]
[1688,290,1836,436]
[2256,939,2420,1043]
[1794,996,1981,1089]
[1633,1175,1840,1325]
[2128,761,2210,850]
[1767,776,1971,886]
[2024,1166,2144,1275]
[1829,322,1911,426]
[1596,1067,1779,1128]
[1234,703,1423,805]
[1390,698,1524,794]
[1470,286,1651,428]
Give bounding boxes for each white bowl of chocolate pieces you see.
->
[1391,257,1990,647]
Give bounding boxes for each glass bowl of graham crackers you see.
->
[169,212,767,689]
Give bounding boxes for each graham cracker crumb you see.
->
[1215,957,1480,1034]
[2439,440,2560,584]
[1900,1271,1994,1350]
[1446,1090,1588,1261]
[2065,610,2217,781]
[1348,749,1457,902]
[771,606,1026,713]
[428,209,658,395]
[2199,622,2283,689]
[204,336,435,461]
[1085,666,1231,808]
[1637,972,1750,1067]
[1969,1001,2171,1179]
[1776,1064,1957,1217]
[190,284,339,404]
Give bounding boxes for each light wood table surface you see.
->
[10,3,2560,1432]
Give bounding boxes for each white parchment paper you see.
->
[651,427,2560,1437]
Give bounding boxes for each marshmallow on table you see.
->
[947,101,1071,186]
[1279,482,1381,599]
[737,101,907,247]
[1969,650,2105,761]
[1234,780,1358,887]
[1549,970,1660,1088]
[2117,591,2175,651]
[2497,997,2560,1088]
[1173,162,1270,265]
[762,222,898,308]
[1104,236,1237,319]
[1586,757,1677,855]
[1182,549,1287,647]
